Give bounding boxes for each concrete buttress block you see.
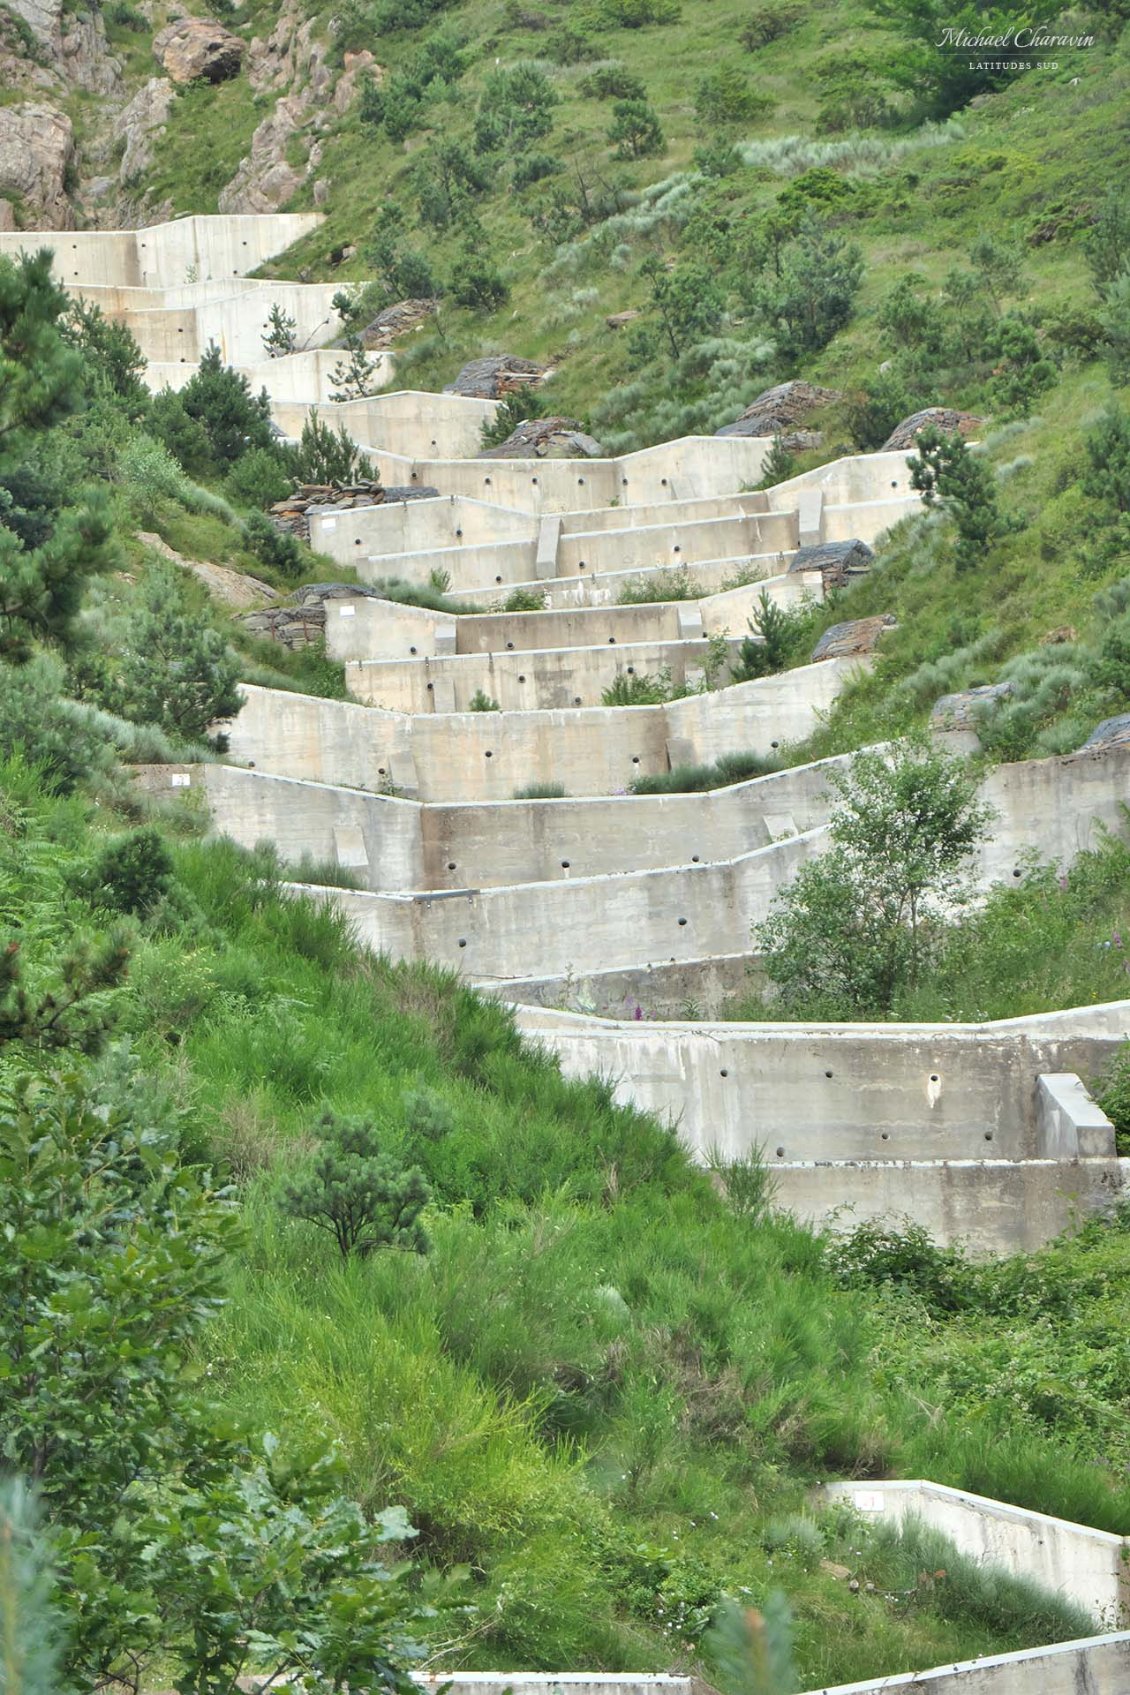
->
[1036,1072,1116,1157]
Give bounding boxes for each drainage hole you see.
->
[775,1145,785,1158]
[447,861,456,870]
[824,1070,833,1079]
[691,855,700,863]
[677,917,687,926]
[561,860,570,869]
[458,938,467,948]
[720,1068,728,1077]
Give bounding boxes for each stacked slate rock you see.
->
[480,416,604,459]
[269,481,387,542]
[715,380,842,444]
[811,614,896,661]
[788,538,874,591]
[882,408,982,451]
[360,299,435,349]
[444,355,546,398]
[240,583,387,651]
[930,681,1014,731]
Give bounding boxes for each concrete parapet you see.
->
[0,212,322,289]
[229,662,858,801]
[343,636,746,714]
[814,1632,1130,1695]
[823,1480,1129,1620]
[1036,1073,1116,1157]
[777,1156,1129,1253]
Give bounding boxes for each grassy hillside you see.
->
[5,759,1130,1689]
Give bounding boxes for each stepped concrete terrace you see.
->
[266,741,1130,989]
[29,208,1130,1695]
[227,659,857,801]
[323,578,813,663]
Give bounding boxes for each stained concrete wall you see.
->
[343,636,746,713]
[512,1003,1125,1164]
[816,1632,1130,1695]
[310,495,535,565]
[823,1481,1129,1620]
[146,348,396,402]
[454,558,809,612]
[0,213,322,288]
[775,1156,1130,1253]
[229,661,857,801]
[357,434,772,514]
[89,282,343,366]
[269,391,499,457]
[201,751,847,892]
[325,575,821,662]
[294,826,826,982]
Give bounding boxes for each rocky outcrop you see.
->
[930,681,1014,732]
[115,77,176,187]
[5,0,120,93]
[811,614,895,661]
[716,381,842,439]
[268,481,387,543]
[360,298,434,348]
[882,408,982,451]
[218,94,309,214]
[240,582,386,651]
[0,102,74,227]
[154,15,244,84]
[480,417,604,460]
[1081,714,1130,752]
[788,538,874,590]
[137,532,277,611]
[444,356,546,399]
[334,48,376,112]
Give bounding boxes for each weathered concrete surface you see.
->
[228,661,859,801]
[775,1157,1129,1254]
[824,1481,1128,1621]
[0,212,322,286]
[344,636,747,714]
[200,754,847,890]
[815,1632,1130,1695]
[1036,1072,1115,1158]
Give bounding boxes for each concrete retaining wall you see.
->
[513,1003,1126,1166]
[229,661,856,801]
[325,577,819,662]
[814,1633,1130,1695]
[1,213,321,288]
[270,390,499,456]
[824,1481,1130,1620]
[147,347,396,402]
[201,752,846,891]
[343,636,746,713]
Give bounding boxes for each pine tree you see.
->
[0,251,117,664]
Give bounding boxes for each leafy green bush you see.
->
[88,564,244,744]
[177,344,275,472]
[242,511,305,577]
[578,62,647,100]
[608,98,665,159]
[224,446,292,510]
[602,669,671,705]
[473,63,558,154]
[740,2,802,48]
[292,409,363,485]
[695,66,762,125]
[77,827,176,919]
[449,252,509,310]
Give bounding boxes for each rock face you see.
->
[480,417,604,460]
[154,15,244,84]
[240,583,386,651]
[115,77,176,187]
[5,0,120,93]
[219,95,308,213]
[882,408,982,451]
[930,681,1014,732]
[0,102,74,227]
[788,538,874,591]
[268,480,388,543]
[360,298,434,348]
[716,381,842,439]
[137,532,277,612]
[444,356,546,399]
[811,614,896,662]
[1082,714,1130,752]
